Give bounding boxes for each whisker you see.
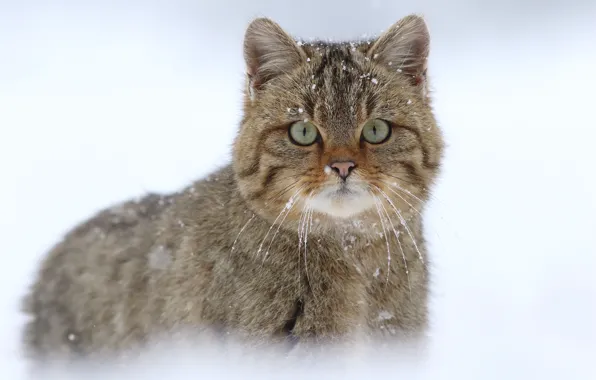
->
[370,191,392,286]
[382,170,427,180]
[268,179,304,202]
[231,213,256,255]
[257,187,303,258]
[380,178,452,245]
[262,195,300,263]
[303,205,318,302]
[373,186,425,265]
[383,180,425,204]
[382,172,427,185]
[381,173,450,214]
[374,192,411,295]
[262,188,313,266]
[297,191,313,249]
[297,197,315,301]
[296,197,311,293]
[379,181,422,215]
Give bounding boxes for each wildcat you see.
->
[22,14,444,362]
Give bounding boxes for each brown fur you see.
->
[22,14,444,362]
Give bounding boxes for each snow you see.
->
[148,245,172,270]
[1,1,595,379]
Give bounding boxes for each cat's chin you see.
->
[307,186,376,219]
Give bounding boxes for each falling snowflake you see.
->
[148,245,172,270]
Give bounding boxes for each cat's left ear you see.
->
[244,18,306,96]
[368,14,430,94]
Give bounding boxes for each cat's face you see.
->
[234,15,443,225]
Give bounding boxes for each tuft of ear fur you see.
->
[369,14,430,92]
[243,18,306,94]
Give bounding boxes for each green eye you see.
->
[289,121,318,146]
[362,119,391,144]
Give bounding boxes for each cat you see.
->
[22,14,444,363]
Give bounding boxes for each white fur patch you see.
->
[308,184,375,218]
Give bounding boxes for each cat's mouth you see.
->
[335,184,355,196]
[319,183,364,199]
[306,183,376,218]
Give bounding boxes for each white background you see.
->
[1,0,595,378]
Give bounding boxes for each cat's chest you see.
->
[203,223,422,339]
[286,236,423,332]
[248,229,391,288]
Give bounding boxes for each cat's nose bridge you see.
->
[324,143,361,159]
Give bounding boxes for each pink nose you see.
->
[330,161,356,180]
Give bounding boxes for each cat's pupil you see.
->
[373,126,377,135]
[302,128,306,136]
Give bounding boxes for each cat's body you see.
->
[23,15,443,362]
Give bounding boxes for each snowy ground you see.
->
[1,0,595,378]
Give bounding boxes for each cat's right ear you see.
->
[368,15,430,95]
[243,18,305,97]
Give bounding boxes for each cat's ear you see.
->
[244,18,306,94]
[368,14,430,91]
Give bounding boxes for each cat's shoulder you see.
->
[65,193,171,240]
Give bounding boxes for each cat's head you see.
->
[233,15,443,227]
